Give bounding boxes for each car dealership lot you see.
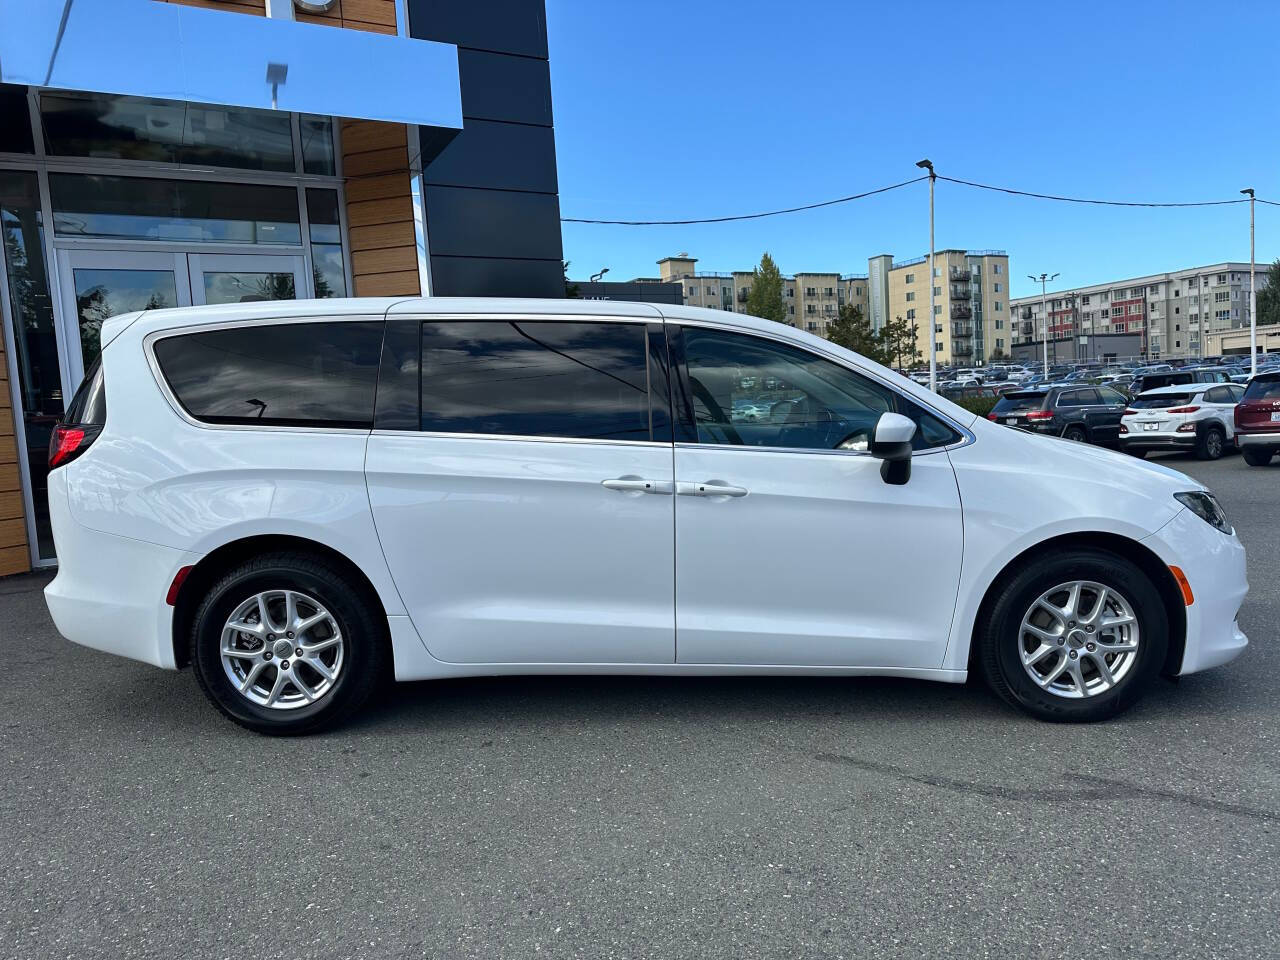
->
[2,455,1278,960]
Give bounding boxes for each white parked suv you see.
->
[1119,383,1245,460]
[45,299,1248,734]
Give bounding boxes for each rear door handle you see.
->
[602,477,674,495]
[676,480,749,498]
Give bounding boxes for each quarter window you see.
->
[676,327,959,451]
[154,320,383,427]
[419,320,652,441]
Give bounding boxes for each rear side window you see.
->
[1243,377,1280,401]
[419,320,651,441]
[154,320,383,427]
[64,357,107,425]
[1056,391,1085,407]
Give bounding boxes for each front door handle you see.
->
[676,480,749,498]
[602,477,673,495]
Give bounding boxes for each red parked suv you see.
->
[1234,371,1280,466]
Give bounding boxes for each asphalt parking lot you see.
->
[1,453,1277,960]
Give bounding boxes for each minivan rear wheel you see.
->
[976,548,1168,722]
[190,552,387,735]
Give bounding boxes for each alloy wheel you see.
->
[219,589,345,709]
[1018,580,1140,699]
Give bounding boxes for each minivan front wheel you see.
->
[976,549,1168,722]
[190,552,387,735]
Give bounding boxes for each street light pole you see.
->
[917,159,936,391]
[1028,272,1059,378]
[1242,188,1257,377]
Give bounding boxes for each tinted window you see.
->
[1056,391,1085,407]
[1204,387,1231,404]
[1075,388,1102,405]
[0,83,33,154]
[1243,377,1280,401]
[992,392,1048,414]
[420,320,651,441]
[678,327,957,451]
[1098,387,1127,405]
[154,321,382,427]
[64,358,106,425]
[1130,392,1194,409]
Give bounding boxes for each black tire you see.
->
[1063,425,1088,444]
[1196,425,1225,461]
[190,552,388,735]
[1242,446,1274,467]
[976,548,1168,722]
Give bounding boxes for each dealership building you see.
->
[0,0,564,573]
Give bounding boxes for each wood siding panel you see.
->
[161,0,266,15]
[348,221,416,252]
[0,335,28,572]
[354,270,421,297]
[352,246,417,277]
[0,546,28,578]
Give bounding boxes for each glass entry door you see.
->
[56,249,305,386]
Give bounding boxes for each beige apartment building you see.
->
[653,255,870,338]
[1009,262,1269,361]
[885,250,1011,366]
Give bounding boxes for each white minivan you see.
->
[44,299,1248,734]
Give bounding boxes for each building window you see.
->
[994,301,1002,311]
[805,287,816,296]
[905,273,915,283]
[933,305,941,315]
[1082,295,1090,305]
[933,286,941,297]
[993,264,1003,275]
[906,291,915,301]
[906,308,916,319]
[993,282,1002,293]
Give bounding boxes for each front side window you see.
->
[154,320,382,427]
[420,320,651,442]
[676,326,959,452]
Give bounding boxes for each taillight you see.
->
[986,413,998,421]
[1166,405,1200,414]
[1119,423,1128,434]
[1123,409,1137,416]
[48,423,100,469]
[1025,410,1054,421]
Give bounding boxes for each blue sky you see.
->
[547,0,1279,300]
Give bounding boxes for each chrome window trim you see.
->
[371,429,669,450]
[668,315,976,452]
[142,313,389,435]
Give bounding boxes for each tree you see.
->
[827,303,889,364]
[1255,258,1280,328]
[878,314,922,370]
[563,260,580,299]
[745,252,787,325]
[987,348,1009,363]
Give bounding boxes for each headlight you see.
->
[1174,491,1232,534]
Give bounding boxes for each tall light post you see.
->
[1242,188,1257,377]
[917,159,936,390]
[1028,272,1059,378]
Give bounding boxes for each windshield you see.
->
[992,392,1047,413]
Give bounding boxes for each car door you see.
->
[365,312,676,664]
[1204,385,1241,438]
[667,323,965,669]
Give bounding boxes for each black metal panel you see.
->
[423,119,557,194]
[424,185,561,260]
[407,0,548,58]
[429,255,563,298]
[457,49,552,126]
[576,282,684,305]
[0,83,33,154]
[373,314,421,431]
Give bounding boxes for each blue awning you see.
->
[0,0,462,129]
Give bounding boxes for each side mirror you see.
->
[870,412,916,485]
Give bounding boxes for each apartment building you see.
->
[885,250,1011,366]
[655,255,870,337]
[1009,263,1269,361]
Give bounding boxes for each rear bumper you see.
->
[1120,434,1196,451]
[1235,432,1280,448]
[44,468,198,670]
[1142,508,1248,676]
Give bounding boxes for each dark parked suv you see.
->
[1127,367,1233,395]
[987,385,1128,445]
[1234,371,1280,466]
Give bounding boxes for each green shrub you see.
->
[950,396,998,417]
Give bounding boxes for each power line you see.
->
[938,175,1252,208]
[560,176,928,225]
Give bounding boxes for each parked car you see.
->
[940,384,998,402]
[986,385,1128,445]
[1127,368,1233,395]
[1233,371,1280,466]
[44,298,1247,733]
[1119,383,1244,460]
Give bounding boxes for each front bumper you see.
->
[1142,507,1248,675]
